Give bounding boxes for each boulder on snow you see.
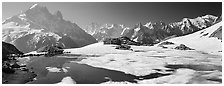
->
[157,41,175,48]
[115,44,132,50]
[174,44,194,50]
[158,41,174,46]
[160,41,175,45]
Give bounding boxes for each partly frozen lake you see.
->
[24,55,171,84]
[17,42,221,84]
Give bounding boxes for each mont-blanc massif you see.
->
[2,2,222,84]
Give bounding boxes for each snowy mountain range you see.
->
[85,15,220,44]
[2,4,97,53]
[83,23,128,41]
[2,3,222,53]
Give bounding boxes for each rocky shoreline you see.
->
[3,69,37,84]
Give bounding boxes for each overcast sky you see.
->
[2,2,222,28]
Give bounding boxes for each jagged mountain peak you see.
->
[201,14,217,19]
[182,18,190,23]
[26,4,49,15]
[120,15,220,44]
[144,22,152,28]
[137,22,143,27]
[84,23,128,41]
[54,10,63,20]
[2,4,97,53]
[84,14,219,45]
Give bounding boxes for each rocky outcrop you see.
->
[36,45,64,55]
[2,42,23,61]
[115,44,132,50]
[174,44,194,50]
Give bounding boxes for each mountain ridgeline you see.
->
[84,23,127,41]
[2,4,222,53]
[85,15,221,44]
[2,4,97,53]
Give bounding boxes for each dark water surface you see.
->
[26,55,171,84]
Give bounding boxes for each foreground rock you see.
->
[3,70,36,84]
[174,44,194,50]
[2,42,23,61]
[2,42,36,84]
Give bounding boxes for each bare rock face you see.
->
[2,4,97,53]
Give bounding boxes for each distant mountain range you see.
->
[83,23,128,41]
[84,15,221,44]
[2,4,97,53]
[2,4,222,53]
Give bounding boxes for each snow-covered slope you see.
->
[167,21,222,55]
[62,42,221,84]
[2,4,97,53]
[84,23,128,41]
